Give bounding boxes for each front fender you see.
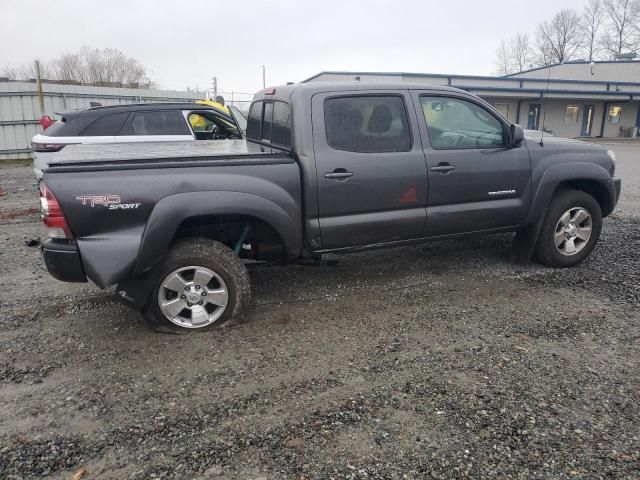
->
[526,162,614,225]
[132,190,302,277]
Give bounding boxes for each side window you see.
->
[187,111,240,140]
[324,95,411,153]
[246,101,262,140]
[119,110,189,136]
[81,113,129,136]
[262,102,274,141]
[272,102,292,147]
[420,96,505,150]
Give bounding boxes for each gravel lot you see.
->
[0,145,639,479]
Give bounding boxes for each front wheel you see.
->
[534,189,603,268]
[142,238,250,332]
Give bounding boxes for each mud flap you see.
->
[115,267,160,311]
[511,215,545,265]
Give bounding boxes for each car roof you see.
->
[252,81,469,102]
[59,102,231,119]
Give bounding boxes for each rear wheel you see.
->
[142,238,250,332]
[535,189,602,268]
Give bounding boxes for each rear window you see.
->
[43,118,68,137]
[247,102,262,140]
[262,102,273,141]
[272,102,292,146]
[246,100,292,147]
[81,113,129,136]
[119,110,189,136]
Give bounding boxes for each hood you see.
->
[524,132,614,175]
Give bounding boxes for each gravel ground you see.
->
[0,146,639,479]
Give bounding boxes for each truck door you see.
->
[411,91,531,237]
[312,90,428,250]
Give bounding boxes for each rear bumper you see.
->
[42,239,87,283]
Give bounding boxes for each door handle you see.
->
[324,169,354,180]
[430,163,456,173]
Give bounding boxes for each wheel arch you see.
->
[526,162,616,225]
[133,191,302,277]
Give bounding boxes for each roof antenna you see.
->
[539,62,554,147]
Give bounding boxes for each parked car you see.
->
[31,102,246,179]
[39,82,621,333]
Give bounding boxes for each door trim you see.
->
[581,104,595,137]
[528,103,541,130]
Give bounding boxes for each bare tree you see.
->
[511,33,532,72]
[601,0,640,57]
[494,40,513,75]
[3,47,151,87]
[534,9,584,65]
[49,53,84,82]
[1,61,50,80]
[582,0,606,60]
[493,33,532,75]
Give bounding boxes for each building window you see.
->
[494,103,510,119]
[565,105,580,124]
[608,106,622,124]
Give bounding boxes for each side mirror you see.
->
[510,124,524,147]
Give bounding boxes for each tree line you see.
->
[494,0,640,75]
[2,47,153,87]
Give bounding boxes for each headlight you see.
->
[606,149,616,175]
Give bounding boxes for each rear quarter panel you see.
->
[44,158,302,288]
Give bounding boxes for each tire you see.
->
[534,189,602,268]
[142,238,250,333]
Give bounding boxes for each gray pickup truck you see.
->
[40,82,621,332]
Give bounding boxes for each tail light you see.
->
[39,182,73,239]
[32,142,65,152]
[39,115,54,130]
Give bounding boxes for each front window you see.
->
[608,106,622,124]
[420,96,505,150]
[187,111,241,140]
[228,105,247,133]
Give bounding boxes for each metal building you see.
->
[0,80,206,160]
[303,61,640,139]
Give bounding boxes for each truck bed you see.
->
[48,140,289,171]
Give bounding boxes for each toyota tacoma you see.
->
[39,82,621,332]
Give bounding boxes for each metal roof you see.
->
[301,70,640,87]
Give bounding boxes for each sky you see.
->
[1,0,589,97]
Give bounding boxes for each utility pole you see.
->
[212,76,218,101]
[35,60,45,115]
[262,65,266,89]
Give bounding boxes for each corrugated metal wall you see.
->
[0,81,206,160]
[509,61,640,83]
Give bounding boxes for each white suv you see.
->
[32,103,247,179]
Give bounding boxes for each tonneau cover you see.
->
[50,140,285,165]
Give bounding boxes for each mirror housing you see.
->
[510,124,524,148]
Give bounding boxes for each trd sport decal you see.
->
[75,194,141,210]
